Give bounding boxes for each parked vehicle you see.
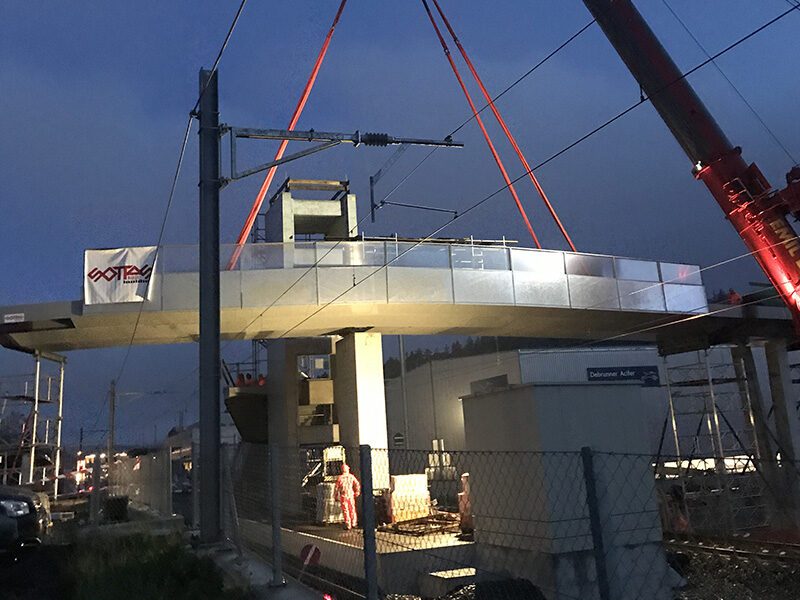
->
[0,485,50,554]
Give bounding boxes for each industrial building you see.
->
[384,344,800,458]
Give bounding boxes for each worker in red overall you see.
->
[334,463,361,530]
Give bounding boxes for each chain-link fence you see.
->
[215,444,800,600]
[109,448,172,516]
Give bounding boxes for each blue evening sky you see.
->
[1,1,798,446]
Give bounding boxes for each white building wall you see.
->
[385,344,800,457]
[385,351,522,451]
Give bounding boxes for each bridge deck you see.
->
[0,242,788,352]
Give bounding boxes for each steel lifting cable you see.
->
[421,0,542,248]
[228,0,349,270]
[431,0,576,251]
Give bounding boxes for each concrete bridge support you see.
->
[334,332,390,489]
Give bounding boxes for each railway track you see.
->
[666,535,800,563]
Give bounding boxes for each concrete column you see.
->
[734,342,797,528]
[266,339,292,450]
[764,340,800,527]
[334,332,390,488]
[732,344,775,461]
[764,340,800,464]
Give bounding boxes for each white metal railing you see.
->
[143,242,707,315]
[154,242,703,285]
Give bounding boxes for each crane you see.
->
[583,0,800,329]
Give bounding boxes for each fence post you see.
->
[90,449,102,525]
[359,445,379,600]
[581,446,610,600]
[269,443,285,587]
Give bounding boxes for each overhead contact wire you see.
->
[266,4,800,347]
[113,0,249,392]
[376,19,595,213]
[662,0,798,166]
[228,0,348,270]
[431,0,577,251]
[421,0,542,248]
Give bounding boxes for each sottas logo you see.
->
[87,264,153,284]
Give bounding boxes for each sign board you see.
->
[300,543,321,567]
[2,313,25,324]
[84,246,158,305]
[586,366,660,387]
[393,432,405,448]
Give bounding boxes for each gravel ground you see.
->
[676,552,800,600]
[384,554,800,600]
[387,578,546,600]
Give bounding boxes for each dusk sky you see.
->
[1,1,798,447]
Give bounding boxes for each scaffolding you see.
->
[663,348,768,533]
[0,351,65,497]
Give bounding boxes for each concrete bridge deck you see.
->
[0,241,790,353]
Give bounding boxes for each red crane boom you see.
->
[583,0,800,329]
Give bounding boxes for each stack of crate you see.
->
[388,474,431,523]
[316,480,344,524]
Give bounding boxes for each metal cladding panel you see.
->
[452,270,514,305]
[237,244,286,270]
[317,266,387,304]
[161,273,199,310]
[567,275,620,309]
[659,262,702,285]
[220,271,242,308]
[664,284,708,313]
[614,258,660,282]
[316,242,386,267]
[450,245,509,270]
[510,248,565,276]
[160,246,199,273]
[512,272,570,307]
[617,280,666,312]
[240,269,317,307]
[142,271,163,311]
[387,243,450,268]
[387,267,454,304]
[565,253,615,277]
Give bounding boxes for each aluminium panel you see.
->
[660,262,702,286]
[317,266,387,304]
[565,253,615,278]
[316,242,386,267]
[664,284,708,313]
[386,243,450,268]
[161,273,199,311]
[241,269,317,307]
[617,280,667,312]
[614,258,660,282]
[512,272,570,307]
[567,275,621,310]
[220,271,242,308]
[510,248,565,276]
[453,270,514,305]
[450,245,510,270]
[387,267,454,304]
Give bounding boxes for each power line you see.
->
[385,3,798,207]
[124,3,800,433]
[661,0,797,165]
[114,0,249,388]
[265,4,800,347]
[88,0,250,433]
[377,19,596,205]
